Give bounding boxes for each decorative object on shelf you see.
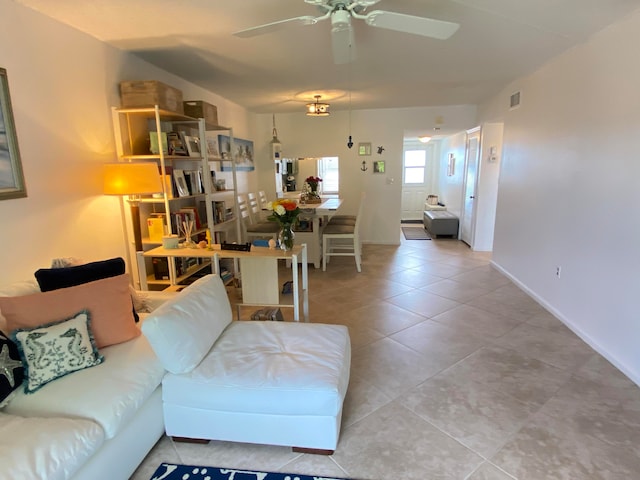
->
[0,68,27,201]
[162,234,179,249]
[167,132,188,156]
[221,242,251,252]
[373,161,385,173]
[301,175,322,204]
[180,220,196,248]
[306,95,330,116]
[103,162,163,252]
[266,199,301,251]
[173,169,190,197]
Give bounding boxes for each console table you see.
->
[138,244,309,322]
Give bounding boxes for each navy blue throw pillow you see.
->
[34,257,139,322]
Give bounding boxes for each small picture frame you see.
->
[184,135,201,157]
[173,169,190,197]
[167,132,187,156]
[373,161,385,173]
[358,142,371,156]
[205,133,220,158]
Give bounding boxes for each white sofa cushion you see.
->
[142,274,232,374]
[4,332,165,439]
[162,321,351,416]
[0,412,104,480]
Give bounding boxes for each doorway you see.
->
[460,128,480,245]
[401,140,435,221]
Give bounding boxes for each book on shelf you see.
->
[213,201,226,224]
[179,206,202,229]
[146,214,166,242]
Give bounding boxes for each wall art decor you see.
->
[218,135,254,171]
[0,68,27,200]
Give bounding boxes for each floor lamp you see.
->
[103,163,163,252]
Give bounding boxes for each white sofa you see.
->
[0,278,171,480]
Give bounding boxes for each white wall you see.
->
[254,106,477,244]
[477,8,640,384]
[435,131,467,217]
[0,0,252,283]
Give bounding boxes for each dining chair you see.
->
[237,194,279,243]
[322,195,364,273]
[327,191,365,226]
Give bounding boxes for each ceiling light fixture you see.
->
[306,95,330,116]
[418,135,432,143]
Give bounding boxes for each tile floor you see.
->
[131,233,640,480]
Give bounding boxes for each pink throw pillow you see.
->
[0,274,139,348]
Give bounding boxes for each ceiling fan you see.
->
[233,0,460,64]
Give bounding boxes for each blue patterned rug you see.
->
[150,464,350,480]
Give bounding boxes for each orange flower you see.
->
[281,200,298,211]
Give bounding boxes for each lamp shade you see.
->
[103,163,163,196]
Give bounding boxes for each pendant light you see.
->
[306,95,330,116]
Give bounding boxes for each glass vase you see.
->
[278,223,295,251]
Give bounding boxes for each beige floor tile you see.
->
[386,268,446,288]
[332,402,483,480]
[341,373,394,427]
[537,375,640,453]
[130,436,181,480]
[430,304,521,339]
[390,319,487,369]
[492,323,595,371]
[467,462,518,480]
[345,301,428,336]
[350,337,442,399]
[575,354,637,388]
[171,439,300,473]
[441,346,572,407]
[279,455,349,479]
[386,289,460,318]
[422,278,496,302]
[491,410,640,480]
[401,374,538,458]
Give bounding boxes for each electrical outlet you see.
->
[556,266,562,278]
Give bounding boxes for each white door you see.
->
[460,129,480,245]
[401,143,433,221]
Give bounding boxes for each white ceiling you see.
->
[13,0,640,114]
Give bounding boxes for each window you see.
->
[403,150,426,184]
[317,157,339,193]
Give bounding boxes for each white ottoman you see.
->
[142,274,351,454]
[163,321,350,453]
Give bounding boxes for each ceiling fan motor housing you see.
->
[331,8,351,31]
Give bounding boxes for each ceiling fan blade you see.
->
[363,10,460,40]
[332,25,356,64]
[233,15,319,38]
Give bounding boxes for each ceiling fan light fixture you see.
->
[418,135,432,143]
[306,95,330,116]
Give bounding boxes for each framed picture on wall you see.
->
[218,135,255,171]
[0,68,27,200]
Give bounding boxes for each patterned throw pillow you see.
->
[11,311,104,394]
[0,331,25,406]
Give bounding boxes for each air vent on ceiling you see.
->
[510,91,521,110]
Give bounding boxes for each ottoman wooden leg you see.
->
[292,447,334,455]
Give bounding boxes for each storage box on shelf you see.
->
[120,80,184,113]
[111,104,240,291]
